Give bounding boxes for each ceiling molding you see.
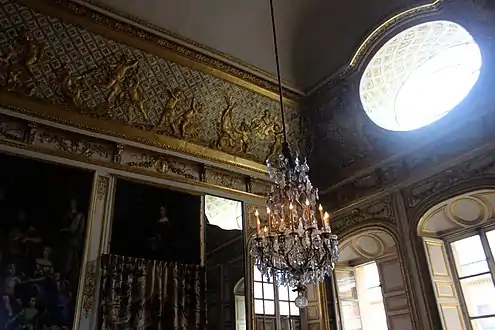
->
[20,0,303,104]
[72,0,303,95]
[306,0,446,97]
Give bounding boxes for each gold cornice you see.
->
[0,135,266,202]
[0,92,268,175]
[76,0,301,93]
[19,0,301,105]
[308,0,446,95]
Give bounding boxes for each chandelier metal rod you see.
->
[269,0,288,144]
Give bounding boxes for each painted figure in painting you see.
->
[147,205,173,259]
[60,199,85,278]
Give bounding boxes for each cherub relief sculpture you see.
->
[98,56,138,106]
[126,77,149,122]
[265,123,284,162]
[155,88,183,135]
[58,64,86,109]
[179,98,203,139]
[251,109,273,140]
[0,29,296,164]
[16,32,44,73]
[0,32,43,95]
[238,119,252,154]
[216,94,240,151]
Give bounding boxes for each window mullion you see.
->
[445,240,473,330]
[479,230,495,287]
[274,282,281,330]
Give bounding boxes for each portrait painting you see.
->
[110,179,202,264]
[0,152,93,330]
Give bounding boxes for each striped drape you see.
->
[99,254,205,330]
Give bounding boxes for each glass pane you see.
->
[280,301,290,316]
[254,299,264,314]
[253,267,262,281]
[451,235,489,277]
[288,287,298,300]
[278,285,289,300]
[263,283,274,300]
[290,302,300,316]
[263,272,273,283]
[336,270,358,300]
[264,300,275,315]
[487,230,495,257]
[254,282,263,298]
[341,300,362,330]
[460,273,495,317]
[367,286,383,303]
[361,262,380,289]
[471,316,495,330]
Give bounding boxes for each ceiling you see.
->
[76,0,432,91]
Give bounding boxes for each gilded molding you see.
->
[20,0,302,103]
[0,111,268,201]
[126,153,200,181]
[0,13,295,170]
[37,130,112,159]
[96,176,109,201]
[331,196,394,235]
[82,260,97,318]
[319,106,494,210]
[204,166,246,192]
[403,152,495,209]
[0,94,268,174]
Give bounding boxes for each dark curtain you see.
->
[99,254,205,330]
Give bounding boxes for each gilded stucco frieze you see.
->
[0,112,272,199]
[0,0,302,171]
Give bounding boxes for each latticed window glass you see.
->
[450,230,495,329]
[254,267,300,330]
[335,262,387,330]
[360,20,482,131]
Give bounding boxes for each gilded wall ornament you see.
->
[82,260,97,317]
[0,31,42,96]
[331,197,393,234]
[96,176,109,201]
[0,1,301,166]
[113,143,124,164]
[38,131,111,158]
[23,122,37,144]
[126,154,198,180]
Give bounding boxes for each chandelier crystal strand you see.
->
[250,0,339,309]
[250,147,339,308]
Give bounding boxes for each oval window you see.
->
[359,21,482,131]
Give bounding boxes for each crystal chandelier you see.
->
[250,0,339,309]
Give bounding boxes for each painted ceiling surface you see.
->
[0,0,301,166]
[77,0,432,90]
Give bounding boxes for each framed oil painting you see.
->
[110,179,202,264]
[0,152,93,330]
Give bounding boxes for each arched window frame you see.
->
[418,189,495,330]
[332,228,414,330]
[444,225,495,328]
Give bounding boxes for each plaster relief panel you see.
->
[123,146,201,181]
[0,0,301,166]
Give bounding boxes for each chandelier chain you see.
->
[269,0,287,143]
